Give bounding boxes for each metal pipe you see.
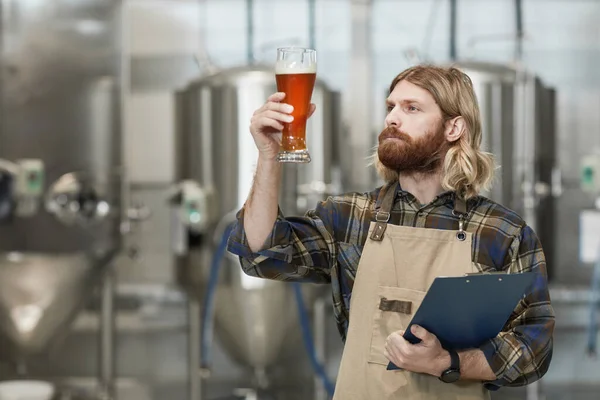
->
[119,1,131,238]
[515,0,523,61]
[517,65,540,400]
[449,0,457,61]
[0,1,5,151]
[526,382,540,400]
[98,267,116,400]
[313,296,327,400]
[345,0,373,193]
[195,0,218,74]
[246,0,254,64]
[308,0,316,49]
[521,73,537,234]
[587,235,600,357]
[188,297,202,400]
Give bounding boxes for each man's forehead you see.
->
[387,80,433,104]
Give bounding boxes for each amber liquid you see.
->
[275,72,316,151]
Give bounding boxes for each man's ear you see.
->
[444,116,466,143]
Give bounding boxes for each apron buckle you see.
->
[370,184,395,242]
[375,211,390,223]
[370,211,391,241]
[456,217,466,241]
[453,197,468,241]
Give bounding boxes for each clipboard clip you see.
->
[464,271,507,276]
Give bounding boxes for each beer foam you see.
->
[275,61,317,75]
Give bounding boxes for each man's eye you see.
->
[407,105,419,112]
[386,106,394,112]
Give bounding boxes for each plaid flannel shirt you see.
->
[227,184,555,390]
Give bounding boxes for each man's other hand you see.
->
[384,325,451,377]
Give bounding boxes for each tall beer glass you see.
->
[275,47,317,163]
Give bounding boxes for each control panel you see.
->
[581,153,600,194]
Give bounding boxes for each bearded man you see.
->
[226,65,555,399]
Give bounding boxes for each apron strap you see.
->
[370,182,398,242]
[370,185,469,242]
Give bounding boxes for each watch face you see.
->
[441,369,461,383]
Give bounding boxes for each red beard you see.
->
[377,124,448,175]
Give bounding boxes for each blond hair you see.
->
[374,65,496,200]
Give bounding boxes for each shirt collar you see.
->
[374,182,457,210]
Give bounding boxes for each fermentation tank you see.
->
[452,61,558,276]
[0,0,122,365]
[172,65,341,391]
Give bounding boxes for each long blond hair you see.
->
[374,65,496,200]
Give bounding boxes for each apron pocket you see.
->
[368,286,426,366]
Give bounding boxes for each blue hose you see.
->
[293,282,336,398]
[200,223,234,369]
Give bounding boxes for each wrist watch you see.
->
[439,349,461,383]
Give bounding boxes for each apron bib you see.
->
[333,183,490,400]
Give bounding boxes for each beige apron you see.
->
[333,183,490,400]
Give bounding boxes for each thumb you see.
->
[411,324,435,345]
[308,103,316,118]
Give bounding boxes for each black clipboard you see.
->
[387,272,536,370]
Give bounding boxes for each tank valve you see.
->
[45,172,110,226]
[120,201,152,262]
[169,180,215,234]
[0,158,45,220]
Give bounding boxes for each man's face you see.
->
[377,80,448,174]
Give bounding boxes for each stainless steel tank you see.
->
[451,61,558,277]
[0,0,122,361]
[172,65,340,387]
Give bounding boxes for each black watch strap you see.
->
[439,349,461,383]
[448,348,460,370]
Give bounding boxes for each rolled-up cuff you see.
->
[479,338,508,391]
[226,206,290,262]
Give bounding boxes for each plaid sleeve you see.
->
[480,225,555,390]
[226,198,338,283]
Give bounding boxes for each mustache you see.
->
[379,126,412,142]
[376,124,450,175]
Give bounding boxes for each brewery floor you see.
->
[492,384,600,400]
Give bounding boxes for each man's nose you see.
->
[385,111,401,128]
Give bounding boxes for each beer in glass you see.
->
[275,47,317,163]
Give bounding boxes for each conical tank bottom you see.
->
[187,252,323,370]
[0,252,105,359]
[213,278,305,369]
